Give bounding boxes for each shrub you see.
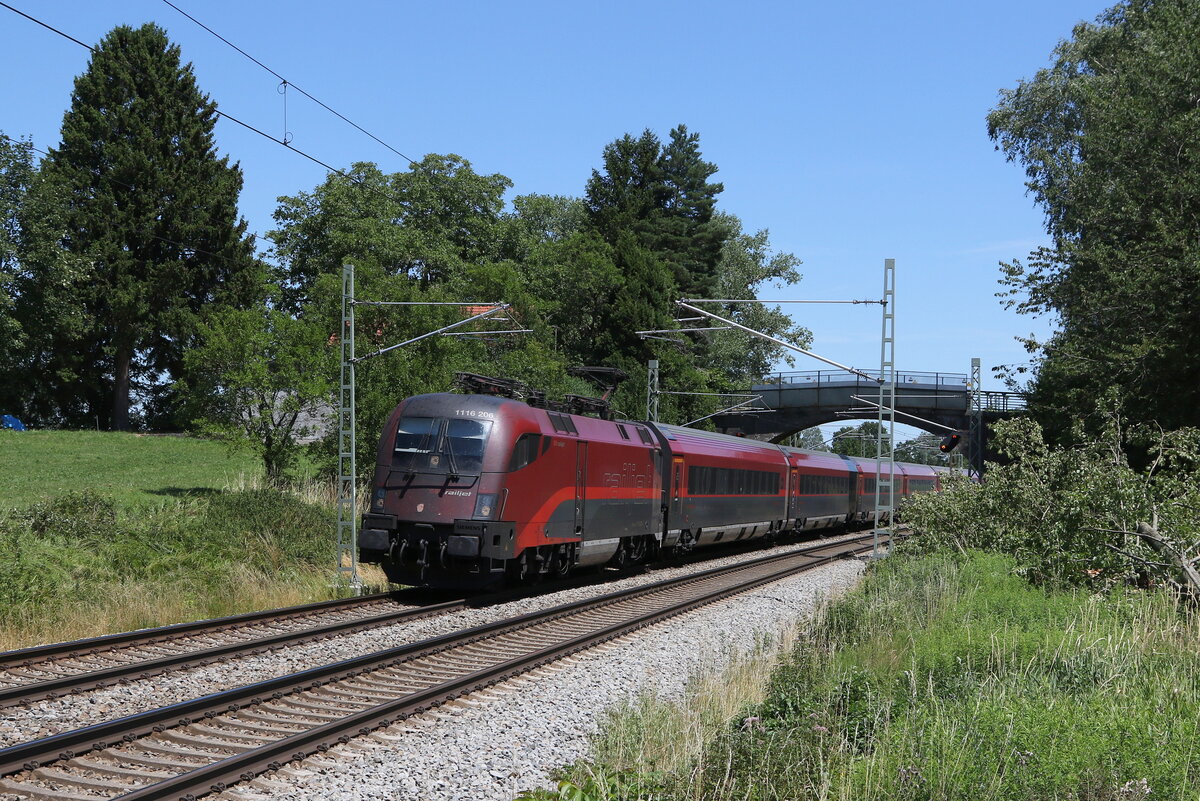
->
[902,417,1200,589]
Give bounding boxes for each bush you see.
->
[25,488,119,541]
[902,417,1200,588]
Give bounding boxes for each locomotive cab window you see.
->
[394,417,438,454]
[508,433,543,471]
[445,419,492,471]
[392,416,493,474]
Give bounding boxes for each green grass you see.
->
[0,431,388,651]
[0,430,262,509]
[549,550,1200,800]
[0,487,359,650]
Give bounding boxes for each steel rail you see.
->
[0,597,468,709]
[0,535,878,798]
[0,592,406,669]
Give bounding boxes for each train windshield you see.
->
[392,417,493,474]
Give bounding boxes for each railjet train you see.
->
[359,391,943,588]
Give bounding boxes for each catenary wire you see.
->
[1,2,530,343]
[0,1,426,216]
[2,135,521,335]
[160,0,419,167]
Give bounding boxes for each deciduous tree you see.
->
[270,156,511,311]
[183,304,334,482]
[988,0,1200,440]
[831,421,891,458]
[706,213,810,387]
[894,431,947,465]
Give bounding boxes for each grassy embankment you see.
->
[1,429,284,508]
[0,430,382,651]
[539,551,1200,800]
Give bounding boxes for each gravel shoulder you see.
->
[0,533,869,749]
[220,556,866,801]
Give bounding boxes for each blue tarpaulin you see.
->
[1,414,26,431]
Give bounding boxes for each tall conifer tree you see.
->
[42,23,260,430]
[585,125,725,298]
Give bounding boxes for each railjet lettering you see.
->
[603,462,649,492]
[444,490,473,497]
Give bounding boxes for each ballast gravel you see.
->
[0,533,870,751]
[225,557,865,801]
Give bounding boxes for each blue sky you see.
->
[1,0,1106,430]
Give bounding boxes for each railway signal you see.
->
[939,433,962,453]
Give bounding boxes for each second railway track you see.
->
[0,591,458,710]
[0,534,879,801]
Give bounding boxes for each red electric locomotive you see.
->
[359,392,942,588]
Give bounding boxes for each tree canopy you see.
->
[2,29,809,484]
[988,0,1200,440]
[0,135,34,400]
[831,421,891,458]
[585,125,725,299]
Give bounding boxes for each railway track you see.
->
[0,590,460,711]
[0,569,648,711]
[0,533,878,711]
[0,533,878,801]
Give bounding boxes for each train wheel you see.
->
[549,545,572,578]
[627,536,647,564]
[506,551,531,584]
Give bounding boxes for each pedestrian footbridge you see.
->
[713,370,1026,441]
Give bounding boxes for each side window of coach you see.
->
[508,433,543,471]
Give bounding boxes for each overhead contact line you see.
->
[0,3,431,222]
[160,0,419,168]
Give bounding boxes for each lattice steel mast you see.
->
[336,264,360,591]
[968,357,983,477]
[873,259,896,557]
[335,263,514,591]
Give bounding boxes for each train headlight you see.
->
[474,493,498,519]
[373,489,385,509]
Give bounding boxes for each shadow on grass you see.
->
[148,487,224,499]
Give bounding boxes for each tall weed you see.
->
[576,551,1200,800]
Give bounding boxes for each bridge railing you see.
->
[978,390,1027,412]
[758,369,969,388]
[754,370,1028,412]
